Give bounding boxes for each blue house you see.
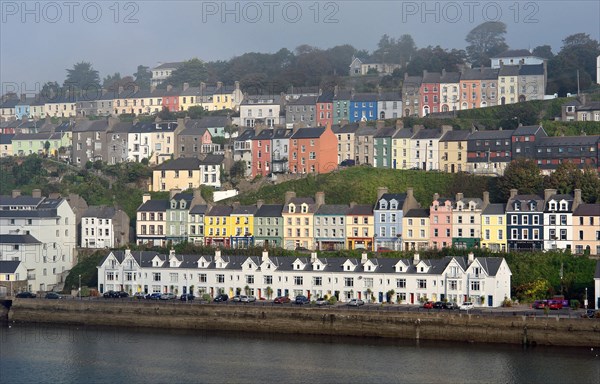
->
[373,187,419,251]
[506,189,545,251]
[15,99,32,120]
[349,93,378,122]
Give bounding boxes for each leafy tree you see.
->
[373,34,416,66]
[133,65,152,91]
[544,161,581,194]
[103,73,121,88]
[12,155,47,185]
[547,33,600,95]
[405,46,466,75]
[230,160,247,179]
[187,106,208,119]
[157,106,175,120]
[40,81,62,99]
[497,158,543,199]
[578,166,600,203]
[532,45,554,60]
[465,21,508,67]
[64,62,100,93]
[161,58,208,88]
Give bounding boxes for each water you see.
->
[1,323,598,384]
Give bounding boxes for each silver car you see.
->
[160,292,177,300]
[240,295,256,303]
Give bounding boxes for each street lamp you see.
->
[584,287,588,309]
[78,274,81,300]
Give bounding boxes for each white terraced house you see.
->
[97,249,511,307]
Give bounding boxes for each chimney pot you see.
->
[12,189,21,198]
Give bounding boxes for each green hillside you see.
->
[236,167,499,207]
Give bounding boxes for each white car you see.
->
[459,302,474,311]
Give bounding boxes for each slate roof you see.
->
[352,93,378,102]
[506,195,545,212]
[440,130,470,142]
[200,154,224,165]
[461,68,499,81]
[375,193,407,210]
[402,76,422,89]
[288,96,318,105]
[332,123,360,134]
[255,204,284,217]
[374,127,398,138]
[206,205,233,216]
[482,203,505,215]
[0,234,41,244]
[468,129,514,140]
[378,92,402,101]
[290,127,326,139]
[153,62,184,70]
[82,206,117,219]
[498,66,520,76]
[405,208,430,218]
[348,204,373,215]
[573,204,600,217]
[440,71,461,83]
[315,204,350,215]
[333,90,353,100]
[537,136,600,147]
[231,205,258,215]
[137,199,169,212]
[492,49,536,58]
[412,128,443,140]
[170,193,194,205]
[0,134,14,145]
[393,128,415,139]
[545,194,574,211]
[0,260,23,274]
[519,64,545,76]
[0,195,45,207]
[513,125,544,136]
[235,129,256,142]
[189,204,208,215]
[355,126,378,137]
[155,157,201,170]
[188,116,230,129]
[422,72,441,83]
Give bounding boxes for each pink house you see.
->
[429,194,454,249]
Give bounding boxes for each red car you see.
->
[273,296,291,304]
[548,301,563,310]
[423,301,434,309]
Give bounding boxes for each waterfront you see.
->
[0,324,598,384]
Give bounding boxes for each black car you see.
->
[15,292,36,298]
[295,295,310,305]
[443,302,458,310]
[45,292,62,299]
[340,159,356,167]
[213,294,229,302]
[433,301,444,309]
[103,290,128,298]
[180,294,195,301]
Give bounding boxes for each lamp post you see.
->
[78,274,81,300]
[584,287,588,309]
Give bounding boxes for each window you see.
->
[396,278,406,288]
[216,274,225,283]
[470,281,480,291]
[417,279,427,289]
[344,277,354,287]
[294,276,303,285]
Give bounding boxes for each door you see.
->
[410,293,414,304]
[182,286,187,294]
[488,295,493,307]
[378,292,383,303]
[277,289,281,297]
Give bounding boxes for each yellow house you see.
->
[345,204,374,250]
[152,157,201,192]
[498,66,519,105]
[403,208,430,250]
[480,204,507,252]
[439,130,469,173]
[392,128,415,169]
[282,192,323,250]
[211,81,243,111]
[230,204,258,248]
[44,99,76,118]
[573,204,600,256]
[204,205,233,247]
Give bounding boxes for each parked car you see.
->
[160,293,177,300]
[116,291,129,298]
[533,300,547,309]
[346,299,365,307]
[422,301,434,309]
[180,294,195,301]
[240,295,256,303]
[148,292,162,300]
[548,300,563,310]
[103,290,119,298]
[133,292,148,299]
[432,301,444,309]
[15,292,36,298]
[444,302,458,310]
[340,159,356,167]
[583,309,598,318]
[273,296,290,304]
[459,302,474,311]
[45,292,62,299]
[295,295,310,305]
[232,295,242,302]
[213,294,229,302]
[315,298,330,306]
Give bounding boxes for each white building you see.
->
[491,49,545,69]
[239,96,283,128]
[0,190,77,292]
[151,62,184,87]
[97,249,511,307]
[543,190,582,251]
[199,154,224,189]
[81,206,130,249]
[410,127,450,170]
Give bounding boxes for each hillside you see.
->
[235,167,499,207]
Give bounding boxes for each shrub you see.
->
[202,293,211,302]
[570,299,580,310]
[328,296,338,305]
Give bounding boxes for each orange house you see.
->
[288,126,338,174]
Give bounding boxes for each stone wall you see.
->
[7,300,600,347]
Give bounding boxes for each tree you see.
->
[497,158,543,199]
[103,73,122,89]
[578,166,600,203]
[230,160,247,179]
[547,33,600,95]
[157,106,175,120]
[465,21,508,67]
[40,81,62,99]
[64,62,100,93]
[544,161,581,195]
[133,65,152,91]
[161,58,208,88]
[532,45,554,60]
[187,106,208,119]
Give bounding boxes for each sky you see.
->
[1,0,599,95]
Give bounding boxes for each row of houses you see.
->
[135,187,600,256]
[96,248,512,307]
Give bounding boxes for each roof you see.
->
[315,204,350,215]
[155,157,201,170]
[405,208,430,218]
[290,127,326,139]
[422,72,441,83]
[255,204,284,217]
[375,193,407,210]
[412,128,443,140]
[440,71,461,83]
[440,130,470,142]
[351,93,378,102]
[332,123,360,134]
[235,129,256,142]
[0,260,23,274]
[537,135,600,147]
[348,204,373,215]
[393,128,415,139]
[82,206,117,219]
[468,129,515,140]
[493,49,537,58]
[513,125,545,136]
[189,204,208,215]
[137,199,169,212]
[573,204,600,216]
[206,205,233,216]
[374,127,398,138]
[288,96,318,105]
[519,64,544,76]
[0,234,41,244]
[200,154,224,165]
[0,134,15,144]
[188,116,230,129]
[482,204,505,215]
[153,62,184,70]
[231,205,258,215]
[378,92,402,101]
[461,68,499,81]
[498,65,520,77]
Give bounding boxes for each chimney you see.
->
[433,193,439,202]
[315,191,325,206]
[169,248,176,258]
[262,249,269,262]
[232,201,240,208]
[456,192,464,202]
[31,189,42,198]
[358,120,367,128]
[150,85,156,93]
[215,249,221,260]
[406,188,414,201]
[334,85,339,96]
[544,188,557,201]
[118,85,124,94]
[350,201,357,208]
[183,82,189,91]
[395,119,404,129]
[12,190,21,198]
[510,189,518,199]
[441,125,452,134]
[284,191,296,204]
[442,68,446,77]
[217,81,223,89]
[377,187,388,201]
[361,252,368,265]
[200,82,206,94]
[234,81,240,90]
[573,189,582,211]
[170,188,182,199]
[257,199,264,209]
[413,252,420,265]
[482,191,490,208]
[310,252,318,263]
[412,125,422,135]
[467,252,474,263]
[376,120,385,129]
[142,193,151,203]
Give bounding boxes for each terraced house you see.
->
[96,249,512,307]
[136,194,168,246]
[346,203,374,251]
[314,204,349,251]
[282,192,323,250]
[374,187,420,251]
[253,202,284,249]
[204,205,233,248]
[481,204,507,252]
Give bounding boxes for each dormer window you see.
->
[171,202,177,209]
[346,265,351,271]
[390,202,397,210]
[301,204,308,213]
[529,202,536,211]
[549,202,557,211]
[559,202,567,211]
[289,204,295,213]
[420,267,424,272]
[380,201,387,210]
[514,202,520,211]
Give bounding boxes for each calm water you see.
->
[0,323,598,384]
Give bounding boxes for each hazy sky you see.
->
[1,0,599,94]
